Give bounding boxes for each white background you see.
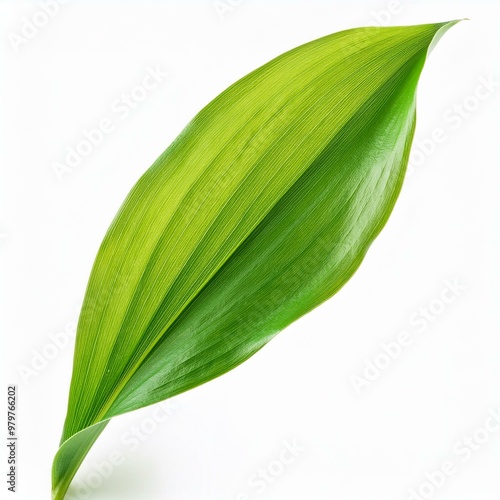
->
[1,1,499,499]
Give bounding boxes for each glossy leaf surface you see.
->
[52,21,459,499]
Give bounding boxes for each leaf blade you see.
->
[53,21,460,499]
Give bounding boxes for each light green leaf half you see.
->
[52,21,460,499]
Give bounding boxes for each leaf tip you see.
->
[427,19,464,54]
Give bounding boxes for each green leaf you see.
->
[52,21,460,499]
